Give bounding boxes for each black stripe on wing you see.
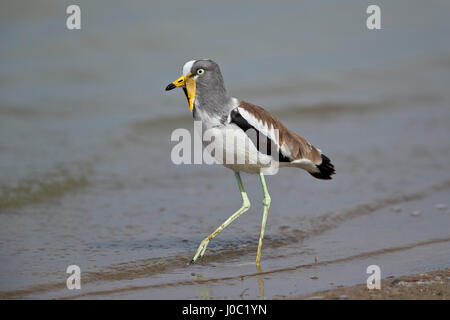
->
[230,108,290,162]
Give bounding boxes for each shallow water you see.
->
[1,0,450,299]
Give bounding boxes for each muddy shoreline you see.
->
[294,269,450,300]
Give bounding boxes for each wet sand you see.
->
[295,269,450,300]
[1,1,450,300]
[2,93,449,299]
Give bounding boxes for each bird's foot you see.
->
[190,238,210,264]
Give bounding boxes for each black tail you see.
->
[309,154,335,180]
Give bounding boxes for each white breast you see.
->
[203,124,277,174]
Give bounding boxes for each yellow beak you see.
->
[165,73,196,112]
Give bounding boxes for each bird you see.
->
[165,59,335,265]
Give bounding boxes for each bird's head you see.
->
[165,59,226,112]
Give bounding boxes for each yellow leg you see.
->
[256,172,271,266]
[191,172,250,264]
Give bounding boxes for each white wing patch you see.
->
[237,107,280,148]
[280,143,292,160]
[236,107,294,160]
[290,158,320,173]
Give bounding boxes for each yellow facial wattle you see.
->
[185,76,196,112]
[169,73,196,112]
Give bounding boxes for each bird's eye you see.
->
[197,68,205,75]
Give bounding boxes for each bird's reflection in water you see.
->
[192,273,211,299]
[193,265,266,299]
[200,288,211,299]
[256,264,266,299]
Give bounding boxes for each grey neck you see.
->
[195,79,233,118]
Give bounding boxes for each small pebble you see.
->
[391,279,401,285]
[434,203,448,211]
[411,210,421,217]
[306,295,324,300]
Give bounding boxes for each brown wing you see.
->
[238,101,323,165]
